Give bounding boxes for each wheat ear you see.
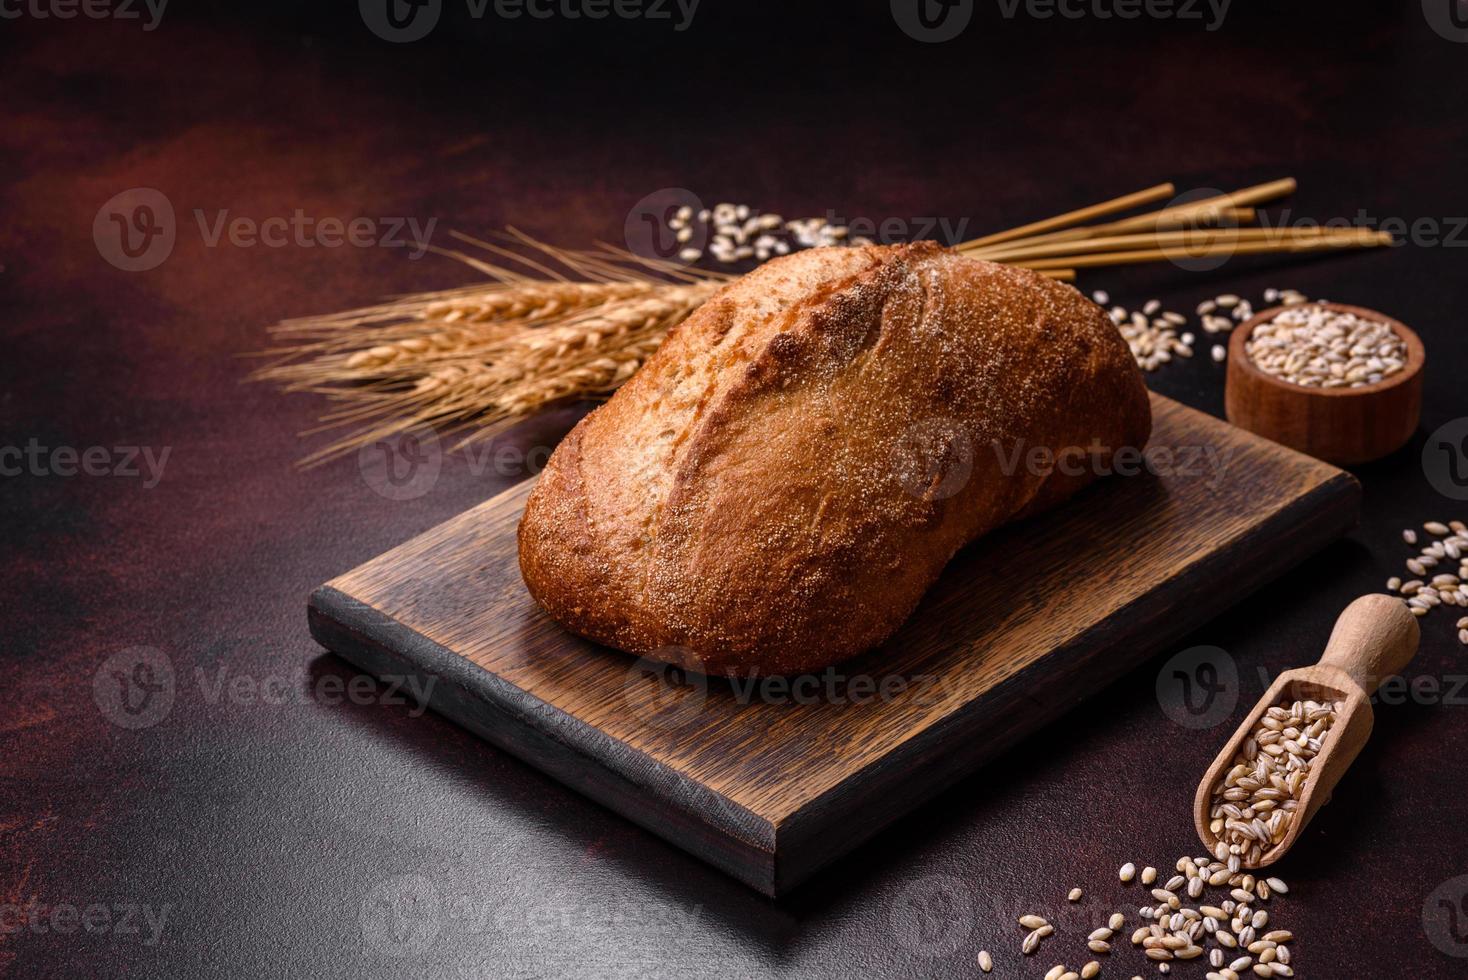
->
[253,233,726,466]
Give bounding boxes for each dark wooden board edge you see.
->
[307,586,781,895]
[773,470,1362,894]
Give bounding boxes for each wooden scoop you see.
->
[1193,594,1419,868]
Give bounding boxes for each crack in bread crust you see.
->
[519,243,1152,676]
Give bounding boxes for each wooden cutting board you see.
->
[308,393,1359,897]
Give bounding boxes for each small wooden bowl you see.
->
[1225,302,1424,466]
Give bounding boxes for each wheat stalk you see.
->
[254,233,725,466]
[262,280,668,386]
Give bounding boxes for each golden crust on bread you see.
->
[518,242,1152,675]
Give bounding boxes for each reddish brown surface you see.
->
[3,4,1468,977]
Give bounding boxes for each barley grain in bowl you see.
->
[1244,305,1407,388]
[1225,302,1424,465]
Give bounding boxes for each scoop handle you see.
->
[1317,594,1420,696]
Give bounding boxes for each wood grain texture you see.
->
[308,393,1360,896]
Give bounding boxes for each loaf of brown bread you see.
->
[518,242,1151,675]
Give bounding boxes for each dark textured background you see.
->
[4,2,1468,977]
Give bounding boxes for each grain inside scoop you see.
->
[1194,594,1420,868]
